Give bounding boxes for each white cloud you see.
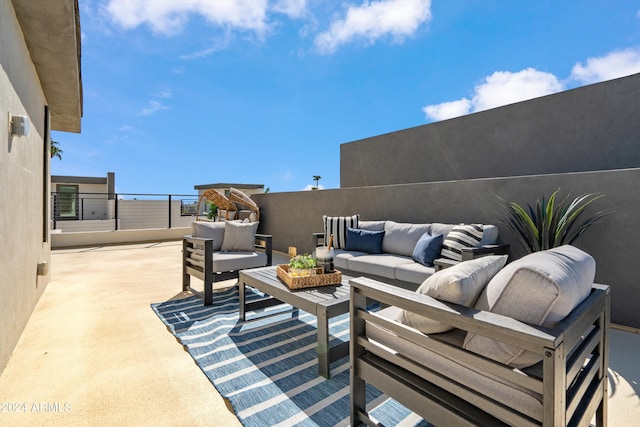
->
[423,98,472,122]
[138,100,170,116]
[302,184,324,191]
[105,0,269,36]
[570,47,640,84]
[272,0,307,19]
[423,68,563,121]
[314,0,432,54]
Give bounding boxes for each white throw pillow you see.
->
[398,255,508,334]
[221,221,259,252]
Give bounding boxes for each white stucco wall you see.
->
[0,0,51,372]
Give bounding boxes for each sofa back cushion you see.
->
[345,227,385,254]
[357,220,386,232]
[382,221,431,257]
[464,245,596,368]
[399,255,508,334]
[192,221,225,251]
[323,215,359,249]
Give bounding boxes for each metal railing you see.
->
[51,192,199,232]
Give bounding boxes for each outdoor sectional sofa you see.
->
[350,245,610,426]
[314,216,509,291]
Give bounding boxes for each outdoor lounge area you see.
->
[0,241,638,426]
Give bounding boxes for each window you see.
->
[55,185,79,220]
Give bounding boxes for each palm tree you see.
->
[312,175,321,190]
[51,138,63,160]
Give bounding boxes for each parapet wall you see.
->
[255,168,640,328]
[340,73,640,187]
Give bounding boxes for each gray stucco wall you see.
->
[341,73,640,188]
[255,168,640,328]
[1,1,51,373]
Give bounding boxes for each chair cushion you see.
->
[323,214,359,249]
[191,221,225,251]
[382,221,431,257]
[440,224,484,262]
[412,233,444,267]
[333,249,363,269]
[464,245,595,368]
[345,227,385,254]
[212,251,267,272]
[221,221,259,252]
[399,255,507,334]
[368,315,544,423]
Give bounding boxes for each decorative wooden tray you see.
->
[276,264,342,290]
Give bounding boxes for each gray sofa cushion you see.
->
[464,245,595,368]
[333,249,363,270]
[399,255,507,334]
[191,221,225,251]
[382,221,431,257]
[358,220,386,231]
[212,251,268,272]
[348,254,414,280]
[395,262,436,284]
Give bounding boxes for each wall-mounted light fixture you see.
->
[9,113,31,137]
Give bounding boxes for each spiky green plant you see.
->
[499,190,612,254]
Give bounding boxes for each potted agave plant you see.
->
[499,189,613,254]
[288,254,318,277]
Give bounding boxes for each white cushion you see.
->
[382,221,431,257]
[464,245,595,368]
[191,221,225,251]
[221,221,259,252]
[399,255,507,334]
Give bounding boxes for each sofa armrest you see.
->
[313,232,325,247]
[255,234,273,266]
[461,243,510,261]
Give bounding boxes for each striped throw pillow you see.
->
[323,214,359,249]
[440,224,484,262]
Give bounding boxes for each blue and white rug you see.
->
[152,287,429,427]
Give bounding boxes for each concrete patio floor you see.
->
[0,241,638,426]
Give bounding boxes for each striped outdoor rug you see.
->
[152,286,429,427]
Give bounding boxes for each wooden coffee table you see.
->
[238,266,351,379]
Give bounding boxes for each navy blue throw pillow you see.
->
[345,227,385,254]
[412,233,444,267]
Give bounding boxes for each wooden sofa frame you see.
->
[182,234,272,305]
[349,277,610,426]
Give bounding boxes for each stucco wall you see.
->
[341,73,640,188]
[0,0,51,372]
[255,168,640,328]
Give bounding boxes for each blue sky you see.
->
[52,0,640,195]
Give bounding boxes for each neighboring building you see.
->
[51,172,115,222]
[1,1,82,373]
